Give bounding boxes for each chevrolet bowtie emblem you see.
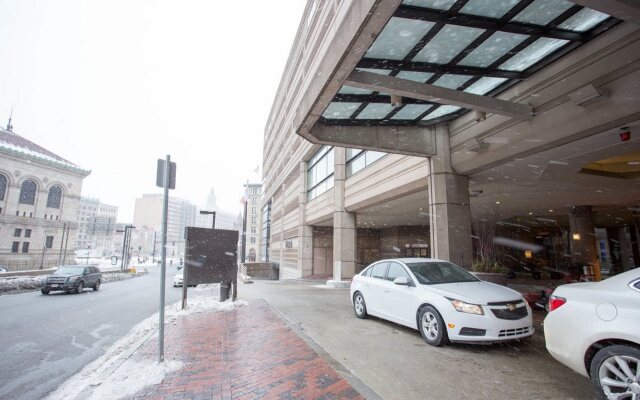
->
[506,303,517,311]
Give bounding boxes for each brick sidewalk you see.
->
[126,300,365,400]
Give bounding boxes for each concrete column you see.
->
[569,206,601,281]
[332,147,356,282]
[427,124,473,268]
[297,161,314,277]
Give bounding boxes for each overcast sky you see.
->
[0,0,306,222]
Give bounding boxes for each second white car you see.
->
[350,258,533,346]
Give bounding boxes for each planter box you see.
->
[471,272,508,286]
[240,263,279,280]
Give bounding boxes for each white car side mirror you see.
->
[394,276,409,286]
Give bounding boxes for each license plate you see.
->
[51,284,59,288]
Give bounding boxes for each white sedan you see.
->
[544,269,640,400]
[173,270,184,287]
[350,258,533,346]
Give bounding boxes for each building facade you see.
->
[75,197,118,257]
[0,127,90,271]
[242,183,262,263]
[132,194,197,256]
[260,0,640,281]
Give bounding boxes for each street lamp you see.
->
[199,210,216,229]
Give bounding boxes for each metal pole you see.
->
[152,231,156,262]
[241,198,248,262]
[58,223,66,266]
[159,155,170,363]
[121,228,128,269]
[212,212,216,229]
[40,243,46,269]
[62,226,70,264]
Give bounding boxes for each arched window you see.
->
[0,174,7,201]
[47,185,62,209]
[18,179,37,205]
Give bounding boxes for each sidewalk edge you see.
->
[72,327,159,400]
[264,302,383,400]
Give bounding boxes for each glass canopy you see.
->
[321,0,616,125]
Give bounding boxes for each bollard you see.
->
[219,281,230,301]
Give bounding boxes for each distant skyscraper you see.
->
[133,194,196,246]
[195,187,239,230]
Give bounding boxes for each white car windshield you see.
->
[406,262,479,285]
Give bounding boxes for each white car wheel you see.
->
[418,305,449,347]
[591,345,640,400]
[353,292,367,319]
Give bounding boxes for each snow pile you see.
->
[167,284,247,317]
[0,275,46,291]
[47,291,247,400]
[88,359,183,400]
[0,270,146,294]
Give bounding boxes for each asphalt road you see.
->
[0,266,183,400]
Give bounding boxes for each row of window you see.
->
[306,147,388,201]
[12,210,59,220]
[0,175,63,208]
[307,146,335,201]
[10,236,54,253]
[346,149,386,177]
[14,228,32,238]
[261,201,271,262]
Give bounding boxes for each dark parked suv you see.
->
[42,265,102,295]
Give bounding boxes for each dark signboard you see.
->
[184,227,238,286]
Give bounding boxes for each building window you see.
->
[251,226,256,234]
[47,185,62,208]
[45,236,54,249]
[252,207,257,215]
[25,229,31,238]
[14,228,22,237]
[261,201,271,262]
[346,148,387,177]
[251,216,256,224]
[250,237,256,244]
[0,174,7,201]
[307,146,334,201]
[22,242,30,253]
[18,179,37,205]
[11,242,19,253]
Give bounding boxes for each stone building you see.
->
[242,183,262,263]
[0,126,90,270]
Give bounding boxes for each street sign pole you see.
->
[158,155,170,363]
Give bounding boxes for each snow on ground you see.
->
[0,270,147,295]
[88,359,183,400]
[46,285,247,400]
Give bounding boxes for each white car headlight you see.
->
[448,299,484,315]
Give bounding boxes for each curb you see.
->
[72,327,159,400]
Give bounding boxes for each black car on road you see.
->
[42,266,102,295]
